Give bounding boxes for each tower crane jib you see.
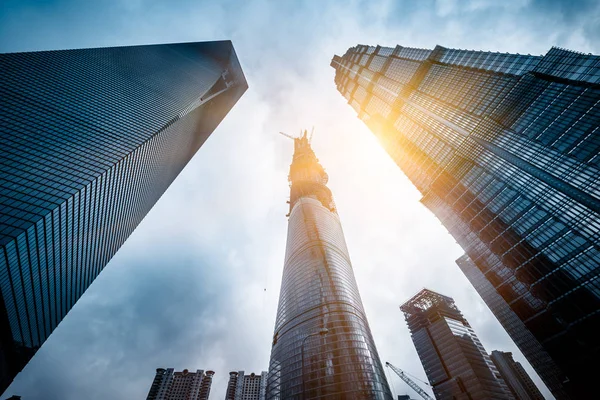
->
[385,362,435,400]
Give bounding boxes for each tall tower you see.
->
[0,41,247,393]
[266,131,392,399]
[400,289,514,400]
[331,44,600,398]
[490,351,545,400]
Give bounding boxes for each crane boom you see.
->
[278,131,297,140]
[386,362,435,400]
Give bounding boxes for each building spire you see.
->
[287,129,336,215]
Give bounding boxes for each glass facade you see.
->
[266,132,391,399]
[455,255,569,398]
[490,350,545,400]
[0,41,247,393]
[331,44,599,399]
[400,289,514,399]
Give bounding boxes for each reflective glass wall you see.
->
[0,41,247,392]
[266,134,391,399]
[331,43,599,399]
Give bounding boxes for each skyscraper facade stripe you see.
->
[331,44,599,398]
[266,132,391,399]
[0,41,247,393]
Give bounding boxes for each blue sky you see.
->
[1,1,599,399]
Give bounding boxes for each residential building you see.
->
[331,43,600,398]
[0,41,247,393]
[146,368,214,400]
[266,131,392,399]
[225,371,267,400]
[490,351,545,400]
[400,289,514,399]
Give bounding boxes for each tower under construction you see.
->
[266,131,392,399]
[401,289,514,400]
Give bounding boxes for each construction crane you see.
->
[385,362,435,400]
[278,131,297,140]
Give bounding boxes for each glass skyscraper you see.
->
[401,289,514,400]
[490,350,545,400]
[455,255,568,398]
[331,43,599,398]
[0,41,247,392]
[266,131,391,399]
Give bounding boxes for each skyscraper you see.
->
[226,371,268,400]
[400,289,514,400]
[146,368,214,400]
[455,255,567,398]
[266,131,392,399]
[331,43,599,398]
[490,351,545,400]
[0,41,247,393]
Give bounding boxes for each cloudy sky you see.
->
[1,0,599,399]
